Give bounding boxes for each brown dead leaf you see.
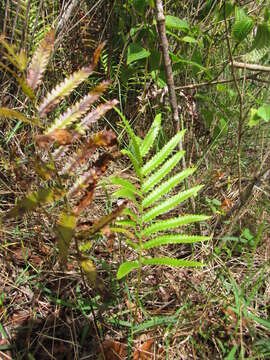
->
[35,129,75,147]
[102,339,127,360]
[221,198,233,211]
[133,339,154,360]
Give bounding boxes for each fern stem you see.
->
[135,190,144,319]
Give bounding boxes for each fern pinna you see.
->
[110,112,211,283]
[0,30,121,297]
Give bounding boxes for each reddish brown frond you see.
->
[27,29,55,90]
[35,129,76,148]
[38,43,105,117]
[45,80,111,133]
[80,99,119,131]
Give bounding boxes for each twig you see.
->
[232,61,270,72]
[154,0,183,152]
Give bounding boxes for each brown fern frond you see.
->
[80,99,119,131]
[38,42,105,117]
[27,29,55,90]
[45,80,110,134]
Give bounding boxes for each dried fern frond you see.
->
[45,80,110,134]
[27,29,55,90]
[38,42,105,117]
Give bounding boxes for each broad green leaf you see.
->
[142,257,204,267]
[181,36,197,43]
[142,185,203,222]
[141,113,162,157]
[142,151,185,193]
[165,16,189,31]
[110,177,141,196]
[113,188,137,203]
[142,168,196,208]
[117,261,139,279]
[248,105,270,126]
[142,130,186,176]
[232,8,254,42]
[142,234,211,249]
[141,215,210,236]
[171,54,207,72]
[127,43,150,65]
[4,187,64,219]
[56,212,77,267]
[0,107,41,127]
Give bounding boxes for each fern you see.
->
[108,113,211,287]
[0,30,120,298]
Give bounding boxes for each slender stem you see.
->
[224,3,244,203]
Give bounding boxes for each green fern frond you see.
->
[142,130,186,176]
[142,235,211,249]
[110,176,142,197]
[141,113,162,157]
[142,257,205,267]
[142,185,203,222]
[142,167,196,208]
[141,215,210,236]
[117,261,139,279]
[0,107,41,127]
[142,151,185,193]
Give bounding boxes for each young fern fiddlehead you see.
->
[110,111,211,293]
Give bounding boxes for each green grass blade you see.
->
[142,185,203,222]
[142,257,205,267]
[142,130,185,176]
[142,151,185,193]
[117,261,139,279]
[141,113,162,157]
[110,176,141,196]
[142,234,211,249]
[142,168,196,208]
[141,215,210,236]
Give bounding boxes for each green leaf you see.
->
[142,257,205,267]
[117,261,139,279]
[142,234,211,249]
[121,149,142,178]
[181,36,197,43]
[141,215,210,236]
[142,151,185,193]
[127,43,150,65]
[165,16,189,31]
[114,107,142,166]
[81,258,96,284]
[142,168,196,208]
[56,212,77,267]
[251,22,270,50]
[142,130,186,176]
[113,188,137,202]
[171,54,207,72]
[232,8,254,42]
[141,113,162,157]
[0,107,41,127]
[110,176,141,196]
[248,105,270,127]
[115,219,137,229]
[142,185,203,222]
